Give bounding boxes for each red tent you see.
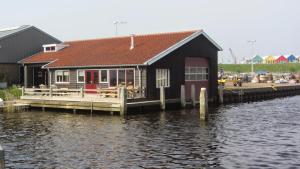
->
[275,55,288,63]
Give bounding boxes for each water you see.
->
[1,97,300,168]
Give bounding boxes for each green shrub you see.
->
[0,86,22,101]
[0,90,5,100]
[219,63,300,73]
[8,86,22,99]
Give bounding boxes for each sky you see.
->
[1,0,300,63]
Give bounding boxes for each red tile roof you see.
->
[21,30,198,68]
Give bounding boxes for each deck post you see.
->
[191,84,196,107]
[199,88,208,120]
[24,65,28,88]
[160,86,165,110]
[49,87,53,97]
[0,145,4,169]
[180,85,186,108]
[80,88,84,98]
[218,85,224,104]
[120,87,127,116]
[21,86,25,96]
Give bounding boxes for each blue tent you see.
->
[287,54,297,63]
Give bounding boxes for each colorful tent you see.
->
[275,55,288,64]
[252,55,263,64]
[287,55,297,63]
[263,55,276,64]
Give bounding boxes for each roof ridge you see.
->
[0,25,31,32]
[64,30,200,43]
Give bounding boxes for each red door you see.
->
[85,70,99,92]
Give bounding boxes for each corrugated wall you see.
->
[0,27,60,63]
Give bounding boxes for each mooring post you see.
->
[191,84,196,107]
[120,87,127,116]
[160,86,165,110]
[80,88,84,98]
[218,85,224,104]
[199,88,208,120]
[49,86,53,97]
[21,86,25,96]
[0,145,5,169]
[180,85,186,108]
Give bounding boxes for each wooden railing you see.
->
[22,87,119,98]
[21,87,144,99]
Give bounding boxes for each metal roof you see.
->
[0,25,32,40]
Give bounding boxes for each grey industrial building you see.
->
[0,25,60,86]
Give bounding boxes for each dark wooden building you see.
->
[20,30,222,101]
[0,25,60,85]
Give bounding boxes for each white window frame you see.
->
[103,68,135,88]
[185,66,209,81]
[77,70,85,83]
[100,69,109,83]
[55,70,70,84]
[156,69,170,88]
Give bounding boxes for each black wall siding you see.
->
[0,27,60,85]
[0,27,60,63]
[146,35,219,100]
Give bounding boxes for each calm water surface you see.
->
[1,96,300,168]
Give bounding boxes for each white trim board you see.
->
[144,30,222,65]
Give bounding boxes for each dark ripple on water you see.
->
[1,96,300,168]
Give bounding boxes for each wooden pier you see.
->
[0,101,29,113]
[18,87,184,114]
[16,83,300,115]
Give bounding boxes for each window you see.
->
[118,70,126,86]
[126,69,134,87]
[156,69,170,88]
[45,46,55,52]
[109,70,117,87]
[86,71,92,84]
[93,71,99,84]
[100,70,108,83]
[77,70,85,83]
[56,70,70,83]
[185,67,208,81]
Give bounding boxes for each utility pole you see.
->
[248,40,256,76]
[113,21,127,36]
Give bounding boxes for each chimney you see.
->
[130,34,135,50]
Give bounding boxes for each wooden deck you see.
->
[19,88,123,112]
[18,87,178,114]
[16,83,300,115]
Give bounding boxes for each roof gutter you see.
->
[44,64,146,69]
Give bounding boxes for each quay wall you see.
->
[222,85,300,104]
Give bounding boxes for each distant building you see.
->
[0,25,60,85]
[20,30,222,101]
[263,55,276,64]
[252,55,263,64]
[275,55,288,64]
[287,54,297,63]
